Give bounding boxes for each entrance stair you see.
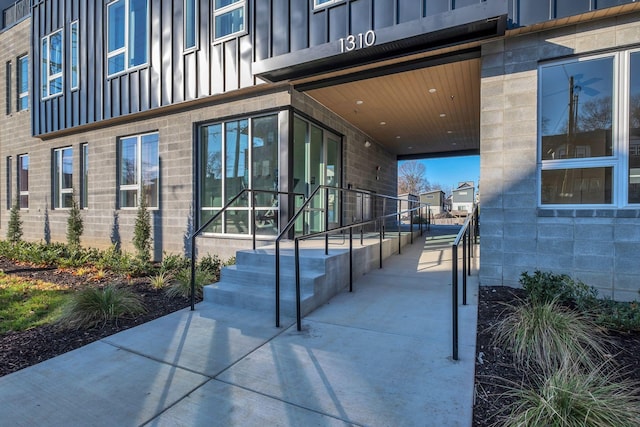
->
[203,231,420,316]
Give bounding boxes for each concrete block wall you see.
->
[479,11,640,301]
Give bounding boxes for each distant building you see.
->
[420,190,445,216]
[451,183,475,213]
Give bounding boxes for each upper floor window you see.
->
[184,0,198,50]
[538,50,640,207]
[314,0,343,9]
[70,21,79,90]
[119,132,159,208]
[5,61,11,115]
[18,154,28,209]
[17,55,28,111]
[107,0,149,76]
[53,147,73,209]
[41,29,63,99]
[213,0,245,41]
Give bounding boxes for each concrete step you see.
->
[219,264,322,292]
[203,281,317,317]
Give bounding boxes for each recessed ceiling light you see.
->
[408,146,413,149]
[380,121,386,126]
[452,142,457,146]
[439,113,446,118]
[447,130,453,134]
[428,88,437,93]
[356,100,363,105]
[396,136,401,139]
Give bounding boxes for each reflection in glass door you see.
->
[293,116,341,235]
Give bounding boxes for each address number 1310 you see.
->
[339,30,376,53]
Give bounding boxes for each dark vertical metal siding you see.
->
[32,0,257,136]
[272,0,289,56]
[290,1,308,52]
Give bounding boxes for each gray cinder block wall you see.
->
[479,11,640,301]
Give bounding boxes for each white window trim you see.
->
[70,20,79,91]
[314,0,343,10]
[106,0,150,78]
[81,143,88,209]
[119,132,158,209]
[17,54,28,111]
[212,0,247,43]
[54,147,73,209]
[537,48,640,209]
[183,0,198,52]
[18,154,28,210]
[41,29,64,100]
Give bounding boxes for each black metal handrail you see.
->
[274,185,430,328]
[451,205,479,361]
[188,189,305,310]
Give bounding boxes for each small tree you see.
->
[133,194,152,263]
[7,197,23,244]
[66,193,83,247]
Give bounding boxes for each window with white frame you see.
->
[119,132,158,208]
[70,21,79,90]
[539,50,640,207]
[18,154,28,209]
[184,0,197,50]
[107,0,149,76]
[53,147,73,209]
[41,29,63,99]
[213,0,245,41]
[314,0,343,9]
[17,55,28,111]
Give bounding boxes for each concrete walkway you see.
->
[0,229,479,427]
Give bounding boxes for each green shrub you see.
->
[66,193,84,248]
[593,299,640,332]
[133,196,152,263]
[520,270,598,309]
[165,266,214,299]
[6,198,22,244]
[159,252,190,274]
[500,365,640,427]
[57,284,146,329]
[198,253,223,276]
[491,299,607,372]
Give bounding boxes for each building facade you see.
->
[2,0,640,299]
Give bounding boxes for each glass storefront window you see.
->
[629,52,640,204]
[541,167,612,205]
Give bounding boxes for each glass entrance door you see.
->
[293,116,341,235]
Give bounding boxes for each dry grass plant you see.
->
[491,299,609,373]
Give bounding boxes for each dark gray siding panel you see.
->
[32,0,254,136]
[373,0,394,29]
[350,0,371,35]
[290,1,308,52]
[398,0,421,24]
[309,7,328,46]
[272,0,289,56]
[328,2,348,41]
[254,0,270,61]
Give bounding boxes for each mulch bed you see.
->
[473,286,640,426]
[0,258,196,378]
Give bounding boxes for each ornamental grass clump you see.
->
[500,365,640,427]
[491,299,608,373]
[165,266,214,299]
[57,283,146,329]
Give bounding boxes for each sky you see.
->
[398,155,480,196]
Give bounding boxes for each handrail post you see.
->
[349,226,353,292]
[252,193,256,250]
[452,245,459,361]
[190,234,196,311]
[379,219,383,269]
[275,240,280,328]
[467,226,472,276]
[410,208,414,244]
[295,238,301,331]
[324,188,329,255]
[463,229,467,306]
[398,212,401,255]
